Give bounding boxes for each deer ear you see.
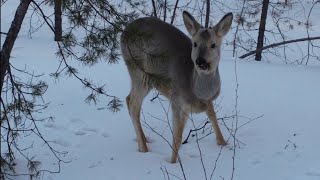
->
[183,11,201,36]
[214,13,233,37]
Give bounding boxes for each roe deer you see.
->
[120,11,233,163]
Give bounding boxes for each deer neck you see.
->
[192,68,221,101]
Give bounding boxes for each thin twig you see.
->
[231,55,240,180]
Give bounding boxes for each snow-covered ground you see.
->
[1,1,320,180]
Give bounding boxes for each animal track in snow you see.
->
[73,127,103,136]
[74,131,86,136]
[101,132,110,138]
[70,118,83,123]
[82,127,99,133]
[188,153,200,158]
[43,123,59,129]
[251,160,262,165]
[69,117,109,138]
[53,138,71,147]
[133,136,153,143]
[88,160,102,168]
[305,170,320,177]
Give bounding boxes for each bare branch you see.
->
[31,0,55,32]
[232,0,246,57]
[231,56,240,180]
[239,36,320,59]
[170,0,179,24]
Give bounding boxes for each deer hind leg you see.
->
[127,85,150,152]
[170,105,188,163]
[206,102,227,145]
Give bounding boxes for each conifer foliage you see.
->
[1,0,138,179]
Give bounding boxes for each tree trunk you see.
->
[151,0,157,18]
[255,0,269,61]
[0,0,32,95]
[163,0,167,21]
[54,0,62,41]
[205,0,210,28]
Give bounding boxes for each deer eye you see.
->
[193,42,198,47]
[210,43,216,48]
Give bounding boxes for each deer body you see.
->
[120,11,233,163]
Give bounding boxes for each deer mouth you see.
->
[198,63,210,71]
[195,57,210,71]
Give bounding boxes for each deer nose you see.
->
[196,57,207,66]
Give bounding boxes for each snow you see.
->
[1,1,320,180]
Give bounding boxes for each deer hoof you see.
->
[217,139,227,146]
[170,157,177,163]
[138,145,149,152]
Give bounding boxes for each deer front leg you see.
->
[206,102,227,145]
[170,106,188,163]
